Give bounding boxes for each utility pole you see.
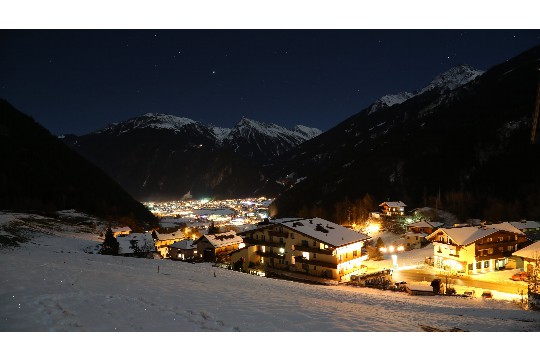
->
[531,69,540,145]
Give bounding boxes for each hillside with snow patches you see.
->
[270,46,540,221]
[2,211,540,332]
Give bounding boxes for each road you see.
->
[391,268,529,295]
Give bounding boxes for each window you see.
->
[290,233,295,239]
[479,239,483,244]
[476,262,481,269]
[353,250,357,257]
[498,237,503,242]
[314,266,317,270]
[339,255,342,261]
[487,237,492,243]
[313,253,317,259]
[488,248,493,254]
[484,261,489,268]
[279,238,284,243]
[302,240,308,247]
[507,246,513,252]
[313,240,316,247]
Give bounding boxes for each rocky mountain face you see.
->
[61,114,321,201]
[0,99,157,228]
[269,47,540,223]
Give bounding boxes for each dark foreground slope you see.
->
[0,99,157,228]
[270,45,540,222]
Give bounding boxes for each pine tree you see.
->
[207,221,219,235]
[100,226,119,255]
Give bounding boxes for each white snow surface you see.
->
[1,211,539,332]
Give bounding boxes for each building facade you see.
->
[379,201,406,217]
[426,223,528,274]
[233,217,370,281]
[194,231,244,263]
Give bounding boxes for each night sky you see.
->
[1,29,540,136]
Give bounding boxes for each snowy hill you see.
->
[2,210,540,332]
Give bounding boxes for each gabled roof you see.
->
[197,231,244,248]
[509,220,540,230]
[117,233,155,254]
[155,230,184,241]
[280,217,370,247]
[513,241,540,260]
[169,239,196,250]
[407,221,444,229]
[427,222,524,246]
[379,201,406,208]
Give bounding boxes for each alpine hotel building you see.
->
[233,218,371,281]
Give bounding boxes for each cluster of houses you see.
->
[108,200,540,283]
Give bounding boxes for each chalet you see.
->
[513,241,540,274]
[232,217,370,281]
[403,221,444,250]
[426,222,528,274]
[117,233,155,257]
[154,230,185,258]
[379,201,406,217]
[112,226,132,238]
[193,231,244,263]
[168,239,197,261]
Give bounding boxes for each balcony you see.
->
[244,237,285,248]
[268,230,289,238]
[476,240,520,251]
[293,244,334,255]
[257,250,285,259]
[294,256,337,269]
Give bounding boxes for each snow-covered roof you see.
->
[513,241,540,260]
[428,222,524,246]
[169,239,196,250]
[407,221,443,229]
[379,201,406,208]
[117,233,155,254]
[198,231,244,248]
[112,226,131,233]
[489,223,525,235]
[155,230,184,241]
[509,220,540,230]
[280,218,370,248]
[404,232,428,237]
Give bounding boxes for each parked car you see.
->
[481,291,493,299]
[511,271,528,282]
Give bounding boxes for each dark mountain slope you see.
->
[270,45,540,222]
[0,99,157,228]
[62,114,316,201]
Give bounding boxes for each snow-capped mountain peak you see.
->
[418,64,484,94]
[368,64,484,114]
[96,113,198,135]
[292,125,323,140]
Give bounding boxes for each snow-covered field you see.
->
[2,211,540,334]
